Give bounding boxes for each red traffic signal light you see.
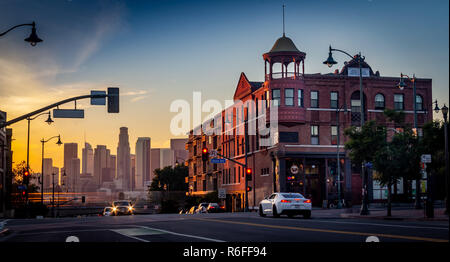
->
[246,168,252,181]
[246,186,252,192]
[24,170,30,177]
[201,147,209,161]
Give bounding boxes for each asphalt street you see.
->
[0,212,448,243]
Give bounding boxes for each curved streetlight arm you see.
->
[400,73,416,82]
[0,23,34,37]
[27,111,50,121]
[41,135,60,144]
[330,46,354,60]
[1,93,107,128]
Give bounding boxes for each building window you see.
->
[331,126,338,145]
[394,94,404,110]
[279,132,299,143]
[416,95,423,111]
[375,93,385,109]
[330,92,338,109]
[311,91,319,108]
[311,125,319,145]
[272,89,280,106]
[298,89,304,107]
[285,88,294,106]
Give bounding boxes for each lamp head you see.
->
[434,100,440,113]
[397,74,407,90]
[45,112,54,125]
[442,104,448,119]
[323,50,337,68]
[24,22,43,46]
[56,135,62,146]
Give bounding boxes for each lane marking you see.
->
[138,226,225,242]
[192,218,448,242]
[109,229,150,242]
[309,219,449,230]
[250,217,449,230]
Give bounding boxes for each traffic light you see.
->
[246,168,252,181]
[23,169,30,185]
[201,147,209,162]
[246,186,252,192]
[107,87,119,113]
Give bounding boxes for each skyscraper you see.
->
[150,148,174,182]
[43,158,53,190]
[64,143,78,192]
[130,154,136,191]
[170,138,188,166]
[82,143,94,176]
[117,127,131,191]
[135,137,151,191]
[94,145,109,187]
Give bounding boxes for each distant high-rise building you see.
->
[135,137,151,191]
[70,158,80,192]
[117,127,131,191]
[64,143,78,191]
[43,158,53,190]
[150,148,174,181]
[82,143,94,175]
[109,154,116,180]
[170,138,188,166]
[94,145,109,187]
[130,154,136,191]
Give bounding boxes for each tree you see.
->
[374,129,417,216]
[344,120,386,168]
[150,165,188,192]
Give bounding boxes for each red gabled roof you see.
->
[233,72,263,100]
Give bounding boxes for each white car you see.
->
[259,193,312,218]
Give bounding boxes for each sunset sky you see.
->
[0,0,448,173]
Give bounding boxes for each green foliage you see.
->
[150,165,188,192]
[344,121,386,166]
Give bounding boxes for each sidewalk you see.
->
[310,206,449,221]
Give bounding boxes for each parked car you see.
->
[103,207,115,216]
[187,206,197,214]
[258,192,311,218]
[195,202,209,213]
[112,200,134,216]
[206,203,220,213]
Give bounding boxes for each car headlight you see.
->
[128,206,134,211]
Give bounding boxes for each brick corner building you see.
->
[186,34,432,211]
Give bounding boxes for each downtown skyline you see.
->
[0,0,448,171]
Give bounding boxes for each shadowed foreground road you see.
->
[0,212,448,243]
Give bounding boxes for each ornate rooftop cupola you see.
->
[263,5,306,81]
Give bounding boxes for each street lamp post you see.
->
[324,45,369,215]
[398,73,422,209]
[40,135,62,206]
[0,21,43,45]
[336,104,347,209]
[434,101,449,215]
[26,112,53,173]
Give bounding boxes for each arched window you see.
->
[375,93,385,109]
[416,95,423,111]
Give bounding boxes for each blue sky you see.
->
[0,0,448,170]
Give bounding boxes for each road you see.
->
[0,212,448,243]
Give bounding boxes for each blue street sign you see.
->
[365,162,373,169]
[18,185,26,190]
[211,158,226,164]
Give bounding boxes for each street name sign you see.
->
[421,154,431,163]
[53,109,84,118]
[211,158,226,164]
